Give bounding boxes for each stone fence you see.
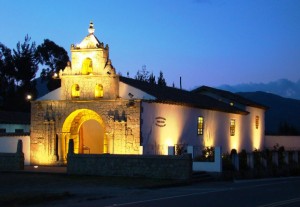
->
[67,139,192,180]
[0,140,24,171]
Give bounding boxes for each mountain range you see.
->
[218,79,300,100]
[218,79,300,135]
[237,91,300,135]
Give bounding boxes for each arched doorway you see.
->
[61,109,107,161]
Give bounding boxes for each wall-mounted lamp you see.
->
[128,93,134,99]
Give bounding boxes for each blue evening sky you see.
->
[1,0,300,90]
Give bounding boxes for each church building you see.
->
[30,23,267,165]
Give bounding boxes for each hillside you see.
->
[219,79,300,100]
[238,91,300,135]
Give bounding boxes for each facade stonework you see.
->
[30,100,141,165]
[30,23,141,165]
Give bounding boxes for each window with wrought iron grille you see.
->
[230,119,235,136]
[198,116,204,135]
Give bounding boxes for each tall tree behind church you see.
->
[0,43,15,109]
[10,35,38,111]
[36,39,69,91]
[157,71,166,87]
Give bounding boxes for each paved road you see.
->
[42,177,300,207]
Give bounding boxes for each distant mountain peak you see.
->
[217,79,300,100]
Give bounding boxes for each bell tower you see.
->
[59,22,119,100]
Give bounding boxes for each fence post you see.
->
[215,147,222,172]
[232,154,239,171]
[293,151,299,164]
[168,146,175,155]
[17,139,23,154]
[247,153,254,169]
[283,151,289,165]
[68,139,74,155]
[187,146,194,158]
[261,158,267,168]
[272,151,278,166]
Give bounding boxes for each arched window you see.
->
[71,84,80,98]
[81,58,93,75]
[95,84,103,98]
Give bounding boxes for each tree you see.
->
[11,35,39,111]
[0,43,14,97]
[13,35,38,89]
[148,72,156,84]
[0,43,15,109]
[36,39,69,91]
[135,65,149,82]
[157,71,166,87]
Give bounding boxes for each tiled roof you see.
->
[119,77,249,115]
[192,86,268,109]
[0,111,30,124]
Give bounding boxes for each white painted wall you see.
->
[193,146,222,172]
[141,102,265,154]
[119,82,155,100]
[265,136,300,150]
[0,136,30,165]
[0,124,30,133]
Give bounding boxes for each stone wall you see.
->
[30,99,141,165]
[0,153,24,171]
[67,153,192,180]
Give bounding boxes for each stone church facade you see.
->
[30,23,141,165]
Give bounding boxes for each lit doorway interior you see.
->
[79,119,104,154]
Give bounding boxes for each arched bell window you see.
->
[95,84,103,98]
[81,58,93,75]
[71,84,80,98]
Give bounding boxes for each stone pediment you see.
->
[78,33,103,49]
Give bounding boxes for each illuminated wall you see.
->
[30,100,141,165]
[141,102,265,154]
[61,75,119,100]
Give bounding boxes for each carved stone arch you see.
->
[61,109,107,162]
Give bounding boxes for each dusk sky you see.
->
[1,0,300,90]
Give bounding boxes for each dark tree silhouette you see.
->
[13,35,38,90]
[0,43,15,109]
[148,72,156,84]
[135,65,149,82]
[36,39,69,91]
[11,35,39,111]
[157,71,166,87]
